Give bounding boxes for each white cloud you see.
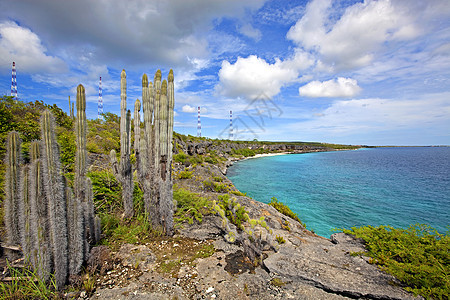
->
[1,0,265,69]
[299,77,361,98]
[181,105,207,114]
[182,105,197,113]
[217,55,298,99]
[287,93,450,144]
[0,21,67,73]
[287,0,420,70]
[238,23,262,42]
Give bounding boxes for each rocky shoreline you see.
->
[88,141,422,300]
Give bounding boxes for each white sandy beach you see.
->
[243,152,290,160]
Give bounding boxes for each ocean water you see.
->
[227,147,450,238]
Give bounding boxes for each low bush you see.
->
[342,224,449,299]
[173,152,188,163]
[268,197,304,227]
[217,194,249,230]
[173,187,213,225]
[178,170,193,179]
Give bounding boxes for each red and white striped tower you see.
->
[98,76,103,120]
[197,106,201,137]
[11,62,18,99]
[229,110,233,140]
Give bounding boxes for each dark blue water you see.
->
[227,147,450,238]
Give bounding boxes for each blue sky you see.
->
[1,0,449,145]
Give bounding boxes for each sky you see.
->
[1,0,449,146]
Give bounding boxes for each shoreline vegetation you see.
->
[1,96,448,299]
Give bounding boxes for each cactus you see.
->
[3,91,100,289]
[4,132,22,260]
[134,98,141,171]
[66,186,84,276]
[112,69,175,234]
[28,140,51,282]
[167,70,175,173]
[19,164,32,262]
[122,110,133,218]
[116,69,134,219]
[75,84,87,201]
[41,110,68,289]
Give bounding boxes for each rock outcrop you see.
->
[91,160,422,300]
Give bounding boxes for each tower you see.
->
[197,106,201,137]
[11,62,18,99]
[98,76,103,120]
[229,110,233,140]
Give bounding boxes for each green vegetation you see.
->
[270,277,286,287]
[268,197,305,227]
[217,194,249,230]
[178,170,193,179]
[231,190,246,197]
[101,214,162,250]
[173,186,213,225]
[88,170,122,214]
[275,235,286,244]
[173,151,188,163]
[213,176,223,182]
[0,261,58,299]
[203,180,229,193]
[342,224,449,300]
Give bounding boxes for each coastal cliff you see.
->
[88,139,420,300]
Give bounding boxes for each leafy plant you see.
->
[217,194,249,230]
[276,235,286,244]
[269,197,305,227]
[173,187,213,225]
[88,170,122,214]
[173,152,188,163]
[0,262,58,300]
[178,170,193,179]
[101,214,161,250]
[342,224,449,300]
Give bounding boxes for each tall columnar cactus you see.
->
[28,140,51,282]
[154,70,162,172]
[134,98,141,171]
[140,75,154,216]
[41,110,68,289]
[74,84,98,251]
[66,186,83,276]
[4,92,100,289]
[19,164,32,262]
[115,69,134,219]
[112,69,175,234]
[75,84,87,201]
[4,132,22,259]
[159,80,168,179]
[167,69,175,172]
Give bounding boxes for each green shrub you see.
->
[173,152,188,163]
[342,224,449,299]
[276,235,286,244]
[101,214,160,249]
[231,148,256,157]
[178,170,193,179]
[213,176,223,182]
[88,170,122,214]
[217,194,249,230]
[173,187,213,225]
[188,155,204,165]
[269,197,305,227]
[204,156,218,164]
[231,190,246,197]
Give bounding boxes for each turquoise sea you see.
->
[227,147,450,238]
